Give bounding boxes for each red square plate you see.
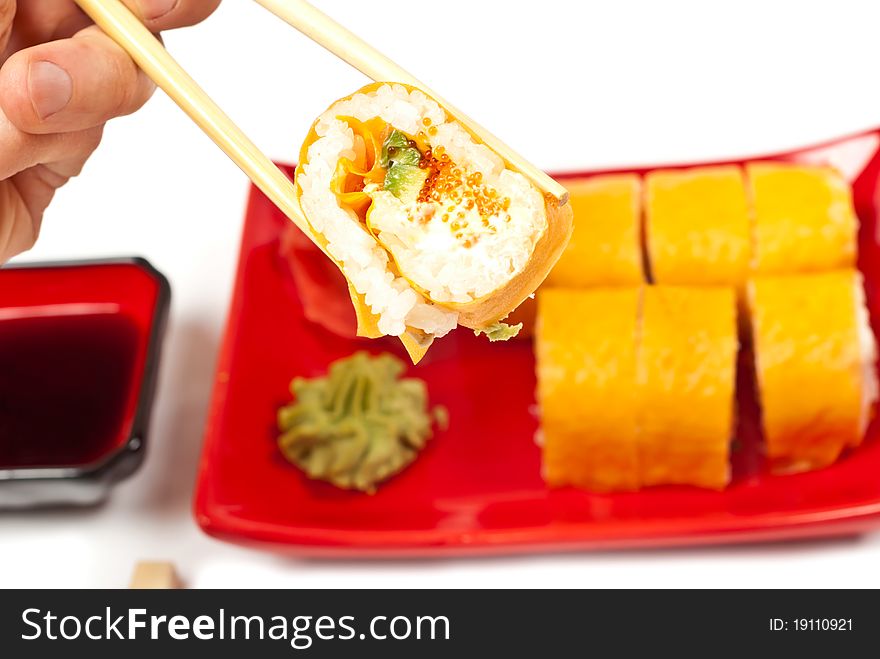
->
[195,129,880,556]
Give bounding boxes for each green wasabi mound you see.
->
[474,322,523,342]
[277,352,446,493]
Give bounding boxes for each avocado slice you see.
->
[381,130,427,202]
[385,164,429,202]
[381,130,419,167]
[474,322,523,342]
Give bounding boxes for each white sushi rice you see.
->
[368,165,546,303]
[297,84,547,337]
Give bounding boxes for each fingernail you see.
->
[28,61,73,120]
[139,0,178,21]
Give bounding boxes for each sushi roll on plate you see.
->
[637,285,738,490]
[535,284,737,492]
[746,162,858,276]
[644,165,751,292]
[295,83,573,362]
[536,288,641,491]
[514,174,643,340]
[546,174,644,287]
[748,270,878,473]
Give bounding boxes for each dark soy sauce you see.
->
[0,313,140,468]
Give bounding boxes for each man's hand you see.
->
[0,0,221,263]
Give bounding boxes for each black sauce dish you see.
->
[0,258,170,508]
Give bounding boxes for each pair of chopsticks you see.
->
[72,0,568,236]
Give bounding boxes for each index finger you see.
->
[120,0,222,32]
[9,0,221,50]
[0,0,14,55]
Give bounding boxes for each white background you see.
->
[4,0,880,588]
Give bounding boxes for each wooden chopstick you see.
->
[252,0,570,205]
[72,0,311,235]
[129,561,182,589]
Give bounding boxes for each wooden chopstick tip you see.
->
[129,561,183,589]
[553,186,570,206]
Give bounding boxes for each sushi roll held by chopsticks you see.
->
[296,83,573,362]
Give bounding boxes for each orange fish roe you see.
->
[415,148,512,249]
